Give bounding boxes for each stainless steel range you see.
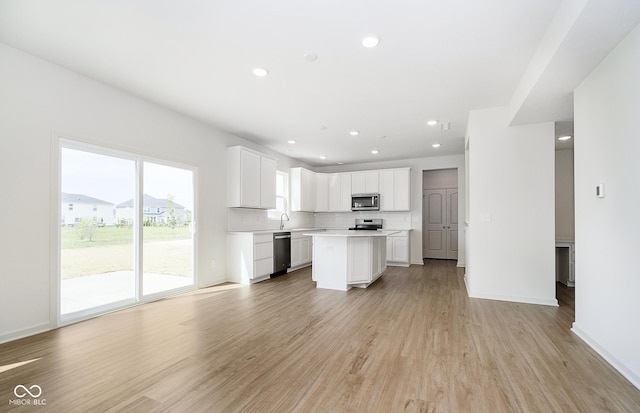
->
[348,218,383,231]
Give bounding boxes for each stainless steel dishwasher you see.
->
[273,232,291,275]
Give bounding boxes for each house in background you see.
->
[115,194,189,226]
[61,193,114,226]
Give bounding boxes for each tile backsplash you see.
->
[227,208,315,231]
[227,208,411,232]
[313,211,412,230]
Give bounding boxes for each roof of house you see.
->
[62,193,113,205]
[116,194,186,209]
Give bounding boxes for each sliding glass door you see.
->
[142,162,194,296]
[59,141,195,321]
[60,147,136,315]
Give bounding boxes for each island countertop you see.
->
[303,230,399,237]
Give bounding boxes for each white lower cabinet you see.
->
[227,232,273,283]
[386,231,410,267]
[290,232,312,269]
[347,236,386,285]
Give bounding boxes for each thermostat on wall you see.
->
[596,183,605,198]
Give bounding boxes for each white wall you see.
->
[555,148,575,241]
[465,106,556,306]
[423,168,458,189]
[572,24,640,389]
[316,154,465,266]
[0,43,306,343]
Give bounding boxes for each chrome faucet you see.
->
[280,213,290,230]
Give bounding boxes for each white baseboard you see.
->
[410,260,424,266]
[201,277,231,288]
[288,263,312,272]
[387,262,410,267]
[572,323,640,391]
[0,322,50,345]
[468,290,558,307]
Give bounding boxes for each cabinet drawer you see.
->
[254,233,272,244]
[254,257,273,278]
[254,241,273,260]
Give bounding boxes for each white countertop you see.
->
[228,228,409,235]
[303,229,400,237]
[227,227,322,234]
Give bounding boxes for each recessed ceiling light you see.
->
[288,140,296,144]
[350,130,359,136]
[252,67,269,77]
[432,143,441,148]
[362,35,380,48]
[320,155,327,160]
[371,150,379,154]
[427,120,438,126]
[558,135,573,141]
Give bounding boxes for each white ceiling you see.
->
[1,0,639,165]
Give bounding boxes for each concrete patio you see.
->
[61,271,193,314]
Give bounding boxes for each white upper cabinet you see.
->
[260,157,277,209]
[351,171,379,194]
[379,170,394,211]
[291,167,316,212]
[292,167,409,212]
[315,173,329,212]
[379,168,411,211]
[227,146,277,209]
[329,173,352,212]
[394,168,410,210]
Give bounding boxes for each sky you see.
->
[61,148,194,210]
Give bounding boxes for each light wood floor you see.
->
[2,261,640,412]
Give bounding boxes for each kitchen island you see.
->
[303,230,397,291]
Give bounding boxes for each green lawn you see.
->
[62,225,191,249]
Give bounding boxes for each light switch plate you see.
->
[480,213,492,222]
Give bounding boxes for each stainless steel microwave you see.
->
[351,194,380,211]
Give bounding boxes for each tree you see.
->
[167,194,177,229]
[75,217,98,241]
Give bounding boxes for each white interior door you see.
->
[423,188,458,260]
[424,190,447,259]
[447,189,458,260]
